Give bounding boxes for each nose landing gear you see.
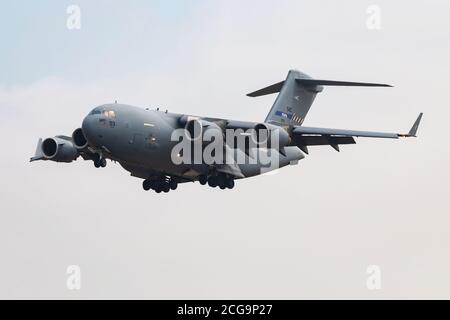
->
[93,156,106,168]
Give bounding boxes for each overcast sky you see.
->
[0,0,449,299]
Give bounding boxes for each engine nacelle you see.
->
[185,119,223,142]
[41,137,78,162]
[72,128,88,149]
[181,118,290,149]
[252,123,290,149]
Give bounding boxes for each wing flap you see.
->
[293,135,356,146]
[292,135,356,153]
[291,113,422,152]
[293,126,400,139]
[293,113,423,139]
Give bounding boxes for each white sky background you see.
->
[0,0,449,298]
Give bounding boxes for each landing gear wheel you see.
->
[217,177,226,189]
[142,180,151,191]
[94,156,106,168]
[226,179,235,189]
[199,175,207,185]
[169,180,178,190]
[162,183,170,193]
[208,176,218,188]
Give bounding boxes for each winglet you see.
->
[408,113,423,137]
[398,113,423,137]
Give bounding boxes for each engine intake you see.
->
[185,119,223,142]
[72,128,88,149]
[42,137,78,162]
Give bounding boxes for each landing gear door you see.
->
[131,133,143,152]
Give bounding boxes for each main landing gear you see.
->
[199,173,235,190]
[93,156,106,168]
[142,176,178,193]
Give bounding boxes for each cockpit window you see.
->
[101,110,116,118]
[90,107,116,117]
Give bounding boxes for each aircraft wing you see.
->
[292,113,422,153]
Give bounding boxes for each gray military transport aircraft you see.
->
[31,70,422,193]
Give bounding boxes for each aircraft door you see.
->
[143,124,159,151]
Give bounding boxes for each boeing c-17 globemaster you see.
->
[30,69,422,193]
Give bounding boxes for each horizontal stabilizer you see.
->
[295,79,392,87]
[247,81,285,97]
[247,77,391,98]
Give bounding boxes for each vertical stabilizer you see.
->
[247,69,392,127]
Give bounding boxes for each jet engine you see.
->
[41,137,78,162]
[252,123,290,149]
[71,128,89,149]
[185,119,223,143]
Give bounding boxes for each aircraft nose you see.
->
[81,115,98,146]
